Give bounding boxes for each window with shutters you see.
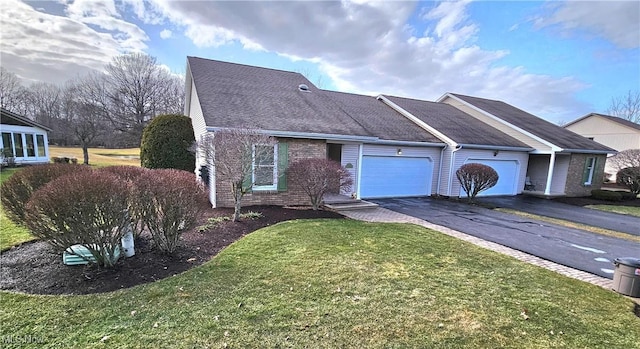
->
[252,144,278,190]
[583,157,596,185]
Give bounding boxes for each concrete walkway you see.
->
[340,207,613,290]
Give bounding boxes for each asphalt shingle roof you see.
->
[322,90,443,143]
[450,94,614,152]
[383,95,530,148]
[188,57,372,137]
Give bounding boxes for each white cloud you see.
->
[160,29,172,39]
[535,1,640,49]
[146,0,587,122]
[0,0,149,84]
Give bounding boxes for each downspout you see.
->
[447,145,463,196]
[544,151,556,195]
[436,144,447,195]
[356,143,364,199]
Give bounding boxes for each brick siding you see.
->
[564,153,607,196]
[215,138,327,207]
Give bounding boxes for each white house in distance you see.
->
[1,107,51,165]
[564,113,640,180]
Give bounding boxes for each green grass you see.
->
[1,220,638,348]
[586,204,640,217]
[49,146,140,167]
[0,168,35,250]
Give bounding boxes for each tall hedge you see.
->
[140,114,195,172]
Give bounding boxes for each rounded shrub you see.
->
[456,163,499,202]
[136,169,207,254]
[25,171,131,268]
[1,164,90,225]
[616,167,640,195]
[140,114,195,172]
[98,166,150,238]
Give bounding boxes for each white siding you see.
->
[451,149,530,196]
[551,154,570,194]
[341,144,359,195]
[363,144,442,195]
[565,116,640,151]
[186,79,215,206]
[439,147,453,196]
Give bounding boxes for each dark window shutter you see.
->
[277,142,288,191]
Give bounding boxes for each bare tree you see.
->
[105,53,184,145]
[609,149,640,172]
[608,90,640,123]
[198,129,276,221]
[26,82,62,128]
[70,73,110,164]
[0,67,28,113]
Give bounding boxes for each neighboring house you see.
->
[185,57,614,207]
[564,113,640,180]
[0,108,51,166]
[438,94,613,196]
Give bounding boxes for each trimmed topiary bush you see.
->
[140,114,195,172]
[591,189,622,202]
[1,164,90,225]
[616,167,640,195]
[456,163,499,203]
[25,171,131,268]
[136,169,207,254]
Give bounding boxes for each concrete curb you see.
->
[340,207,614,290]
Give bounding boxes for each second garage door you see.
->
[360,156,432,198]
[459,159,519,196]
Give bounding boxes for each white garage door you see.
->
[361,156,432,198]
[460,159,518,196]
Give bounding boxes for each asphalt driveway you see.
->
[477,195,640,236]
[371,197,640,279]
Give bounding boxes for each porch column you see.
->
[544,152,556,195]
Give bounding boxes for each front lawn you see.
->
[1,220,637,348]
[587,204,640,217]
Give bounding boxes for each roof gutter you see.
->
[370,139,446,147]
[456,143,534,152]
[560,148,616,155]
[206,127,379,143]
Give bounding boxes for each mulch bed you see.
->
[0,206,343,296]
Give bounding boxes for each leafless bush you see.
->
[99,166,150,238]
[288,159,353,210]
[1,164,89,224]
[136,169,207,253]
[456,163,499,203]
[25,171,131,268]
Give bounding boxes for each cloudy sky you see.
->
[1,0,638,124]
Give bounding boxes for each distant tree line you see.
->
[0,53,184,150]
